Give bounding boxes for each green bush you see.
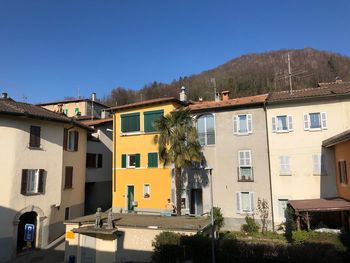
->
[241,215,260,234]
[152,232,182,263]
[292,230,313,245]
[210,207,224,232]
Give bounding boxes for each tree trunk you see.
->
[175,167,182,216]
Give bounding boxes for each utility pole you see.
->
[288,53,293,94]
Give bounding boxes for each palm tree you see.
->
[154,108,202,215]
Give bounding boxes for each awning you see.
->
[289,198,350,213]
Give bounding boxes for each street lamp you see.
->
[205,167,215,263]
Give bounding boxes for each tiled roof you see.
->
[0,98,92,130]
[323,129,350,147]
[36,98,109,108]
[80,118,113,126]
[107,97,186,112]
[188,94,268,111]
[268,81,350,102]
[289,198,350,212]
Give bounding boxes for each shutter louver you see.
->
[247,114,252,133]
[304,114,309,130]
[38,169,45,193]
[288,116,293,131]
[272,117,276,132]
[135,154,141,168]
[236,192,241,213]
[63,128,68,150]
[74,131,79,151]
[233,116,238,134]
[121,154,126,168]
[21,169,28,195]
[321,112,327,129]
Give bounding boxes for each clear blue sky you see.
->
[0,0,349,103]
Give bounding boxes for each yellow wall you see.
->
[112,102,180,211]
[334,140,350,201]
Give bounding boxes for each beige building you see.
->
[37,96,108,119]
[187,92,273,230]
[0,94,90,262]
[266,81,350,226]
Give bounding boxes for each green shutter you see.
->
[121,154,126,168]
[135,154,141,168]
[121,113,140,132]
[144,110,164,132]
[148,152,158,168]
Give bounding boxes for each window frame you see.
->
[144,110,164,133]
[272,115,293,133]
[143,184,151,199]
[29,125,41,148]
[233,114,252,135]
[278,199,289,220]
[120,112,140,134]
[196,113,216,146]
[86,153,103,168]
[279,156,291,176]
[21,169,45,195]
[339,160,348,185]
[236,191,254,214]
[148,152,158,168]
[304,112,327,131]
[64,166,73,189]
[238,150,253,181]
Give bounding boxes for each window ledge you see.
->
[275,130,290,133]
[279,173,292,176]
[23,192,42,196]
[308,128,322,132]
[235,133,252,136]
[238,179,254,182]
[64,187,73,190]
[120,131,141,136]
[28,146,44,151]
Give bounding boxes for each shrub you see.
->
[209,207,224,232]
[241,215,260,234]
[292,230,313,245]
[152,232,182,263]
[256,198,269,233]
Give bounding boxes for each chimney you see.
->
[179,86,187,102]
[221,90,230,101]
[1,92,8,99]
[101,110,110,119]
[215,92,221,102]
[91,92,97,102]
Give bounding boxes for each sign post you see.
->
[24,223,35,242]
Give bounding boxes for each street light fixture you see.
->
[205,167,215,263]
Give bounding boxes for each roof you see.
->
[268,81,350,103]
[0,98,93,131]
[36,98,109,108]
[66,212,210,232]
[106,97,186,112]
[289,198,350,213]
[79,118,113,127]
[323,130,350,147]
[188,94,268,112]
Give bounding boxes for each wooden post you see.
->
[306,212,310,231]
[296,214,301,231]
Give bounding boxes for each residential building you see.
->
[266,81,350,226]
[108,97,186,213]
[0,94,90,262]
[187,92,273,230]
[79,118,113,215]
[36,95,108,119]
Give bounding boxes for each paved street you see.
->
[11,237,65,263]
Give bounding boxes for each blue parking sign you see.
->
[24,224,35,242]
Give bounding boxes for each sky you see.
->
[0,0,349,103]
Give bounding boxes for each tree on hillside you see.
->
[154,109,202,215]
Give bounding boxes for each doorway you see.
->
[190,189,203,215]
[17,211,37,253]
[127,186,135,211]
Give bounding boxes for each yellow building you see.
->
[108,97,186,213]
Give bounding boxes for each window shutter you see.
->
[233,116,238,134]
[272,117,276,132]
[38,169,45,193]
[246,151,251,166]
[148,153,158,168]
[74,131,79,151]
[65,167,73,189]
[288,116,293,131]
[321,112,327,129]
[247,114,252,133]
[303,114,309,130]
[249,192,255,212]
[121,154,126,168]
[63,128,68,150]
[135,153,141,168]
[21,169,28,195]
[236,192,241,213]
[30,126,41,147]
[97,154,103,168]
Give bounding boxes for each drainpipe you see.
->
[264,101,275,231]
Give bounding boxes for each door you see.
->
[127,186,135,211]
[190,189,203,215]
[17,212,37,253]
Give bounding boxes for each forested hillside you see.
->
[102,48,350,106]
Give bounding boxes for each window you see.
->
[64,109,68,116]
[279,156,291,175]
[121,112,140,133]
[233,114,252,135]
[238,150,253,181]
[29,126,41,148]
[74,107,79,114]
[197,114,215,145]
[64,166,73,189]
[339,160,348,184]
[304,112,327,130]
[121,154,140,168]
[63,129,79,151]
[278,199,288,220]
[86,153,103,168]
[236,192,254,213]
[313,154,325,176]
[65,207,70,220]
[144,110,164,132]
[148,152,158,168]
[272,115,293,132]
[143,184,150,198]
[21,169,45,195]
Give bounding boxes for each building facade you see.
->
[266,82,350,226]
[0,95,89,262]
[109,98,186,213]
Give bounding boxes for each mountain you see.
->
[102,48,350,106]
